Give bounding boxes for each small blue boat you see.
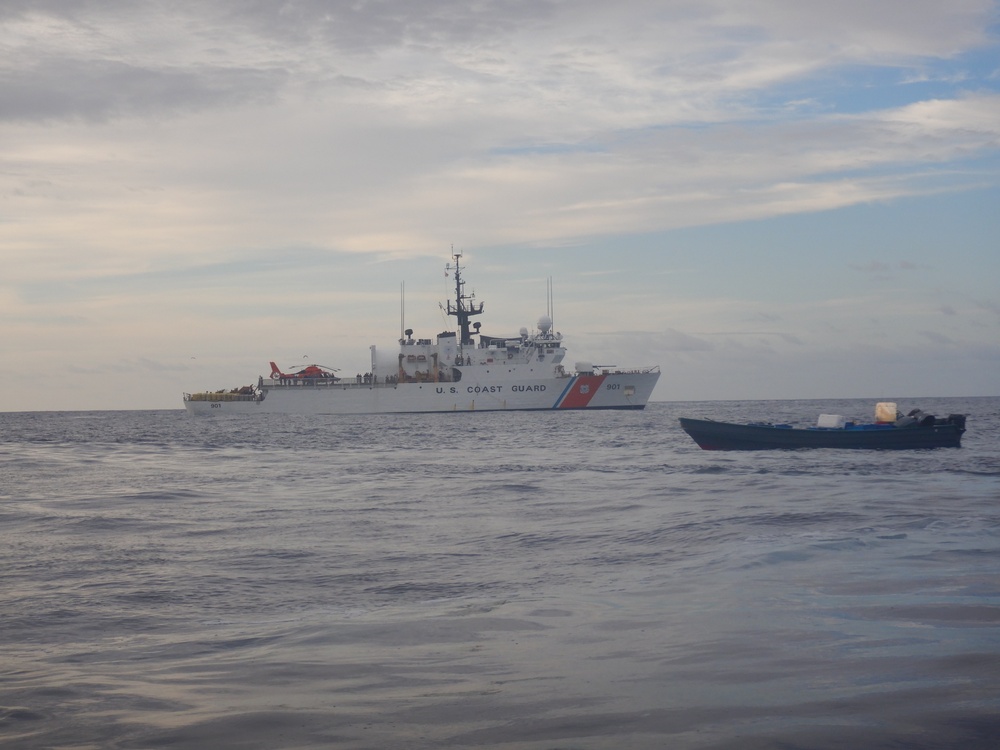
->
[680,406,966,451]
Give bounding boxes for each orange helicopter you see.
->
[269,361,340,381]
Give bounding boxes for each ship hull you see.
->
[184,370,659,415]
[679,417,964,450]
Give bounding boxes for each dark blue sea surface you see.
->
[1,397,998,749]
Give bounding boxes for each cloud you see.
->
[919,330,957,345]
[0,59,287,122]
[975,300,1000,319]
[646,328,715,352]
[4,2,996,129]
[707,331,806,346]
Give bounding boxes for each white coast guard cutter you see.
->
[183,253,660,414]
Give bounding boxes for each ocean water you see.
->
[1,397,998,750]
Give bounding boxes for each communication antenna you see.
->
[445,250,484,345]
[400,282,405,341]
[547,276,554,329]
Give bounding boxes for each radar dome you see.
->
[537,315,552,333]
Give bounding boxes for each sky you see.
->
[2,0,999,411]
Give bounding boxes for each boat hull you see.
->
[679,417,964,450]
[184,370,659,415]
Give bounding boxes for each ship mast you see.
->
[446,251,484,345]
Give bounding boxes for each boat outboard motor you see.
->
[947,414,967,430]
[906,409,937,427]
